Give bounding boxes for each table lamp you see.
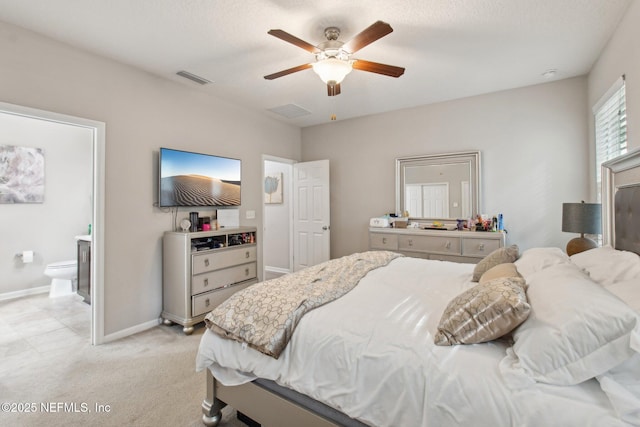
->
[562,201,602,256]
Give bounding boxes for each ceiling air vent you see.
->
[176,70,211,85]
[267,104,311,119]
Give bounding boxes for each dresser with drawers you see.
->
[369,227,506,263]
[162,226,258,334]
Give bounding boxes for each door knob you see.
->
[322,226,329,231]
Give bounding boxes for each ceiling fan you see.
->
[264,21,405,96]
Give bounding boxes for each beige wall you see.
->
[302,77,589,257]
[0,21,301,336]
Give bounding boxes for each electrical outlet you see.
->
[246,210,256,219]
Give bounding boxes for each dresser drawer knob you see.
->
[245,268,250,276]
[445,241,451,249]
[408,239,413,246]
[204,278,209,287]
[478,243,485,251]
[204,258,210,267]
[245,251,250,258]
[205,298,210,307]
[382,237,387,244]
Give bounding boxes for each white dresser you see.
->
[162,226,258,334]
[369,227,506,263]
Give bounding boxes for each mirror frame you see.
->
[395,151,481,222]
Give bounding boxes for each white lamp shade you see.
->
[312,58,353,85]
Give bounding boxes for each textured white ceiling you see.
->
[0,0,631,127]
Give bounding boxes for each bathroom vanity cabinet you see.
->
[77,239,91,304]
[162,226,258,335]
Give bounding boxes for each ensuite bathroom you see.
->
[0,109,94,345]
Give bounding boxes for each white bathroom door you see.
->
[422,183,449,218]
[405,184,423,217]
[293,160,330,271]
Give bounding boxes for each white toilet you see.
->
[45,260,78,298]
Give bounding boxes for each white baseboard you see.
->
[265,266,290,274]
[0,285,50,302]
[264,266,290,280]
[101,318,162,344]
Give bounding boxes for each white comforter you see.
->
[196,257,626,427]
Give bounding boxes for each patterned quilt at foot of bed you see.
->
[204,250,403,358]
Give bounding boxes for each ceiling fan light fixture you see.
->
[312,58,353,85]
[264,21,403,96]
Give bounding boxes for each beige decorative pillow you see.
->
[434,277,530,346]
[472,244,519,282]
[479,263,521,285]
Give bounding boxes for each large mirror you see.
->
[396,151,480,222]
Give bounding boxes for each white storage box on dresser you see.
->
[162,226,257,334]
[369,228,506,263]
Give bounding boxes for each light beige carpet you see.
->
[0,294,245,427]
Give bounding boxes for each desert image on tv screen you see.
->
[160,149,241,207]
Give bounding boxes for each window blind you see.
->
[593,76,627,201]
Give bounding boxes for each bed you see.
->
[195,149,640,427]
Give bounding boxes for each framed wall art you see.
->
[0,144,45,203]
[264,173,283,204]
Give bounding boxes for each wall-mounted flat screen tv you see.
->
[159,147,241,207]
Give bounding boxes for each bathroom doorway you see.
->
[262,156,294,280]
[0,102,105,345]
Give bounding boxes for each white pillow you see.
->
[499,262,639,387]
[606,280,640,312]
[513,247,570,279]
[570,245,640,286]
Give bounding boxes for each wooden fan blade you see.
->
[268,29,320,53]
[264,63,312,80]
[352,59,405,77]
[342,21,393,54]
[327,83,341,96]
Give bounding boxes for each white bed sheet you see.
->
[196,257,627,427]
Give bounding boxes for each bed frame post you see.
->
[201,369,226,427]
[602,148,640,246]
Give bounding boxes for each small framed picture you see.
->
[264,173,283,204]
